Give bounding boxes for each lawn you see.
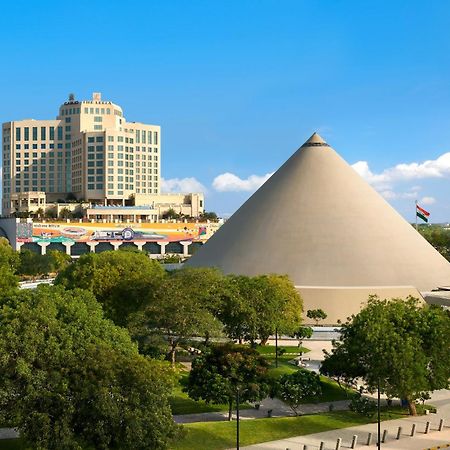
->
[171,408,414,450]
[256,345,310,355]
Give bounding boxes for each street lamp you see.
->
[275,326,278,368]
[236,387,240,450]
[377,379,381,450]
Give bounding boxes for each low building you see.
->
[0,217,221,258]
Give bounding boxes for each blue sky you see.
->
[2,0,450,221]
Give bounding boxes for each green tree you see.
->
[276,370,322,415]
[0,237,20,271]
[59,207,73,219]
[129,274,223,365]
[419,225,450,261]
[34,207,44,219]
[18,249,51,278]
[55,251,166,326]
[349,395,377,417]
[320,296,450,415]
[292,326,313,349]
[186,344,270,420]
[199,211,218,221]
[217,274,303,344]
[0,266,19,298]
[46,250,72,273]
[306,308,328,325]
[162,208,180,220]
[0,286,178,449]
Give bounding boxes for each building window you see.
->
[57,127,63,140]
[15,128,21,141]
[24,127,29,141]
[88,184,95,190]
[148,131,152,144]
[154,131,158,145]
[49,127,55,140]
[32,127,38,140]
[65,117,71,123]
[94,125,102,130]
[94,116,102,122]
[84,107,88,113]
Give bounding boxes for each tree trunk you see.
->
[407,398,417,416]
[170,346,176,367]
[228,398,233,421]
[260,338,268,346]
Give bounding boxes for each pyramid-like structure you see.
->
[187,133,450,322]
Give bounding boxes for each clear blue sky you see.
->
[2,0,450,221]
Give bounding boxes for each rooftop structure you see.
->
[2,93,204,219]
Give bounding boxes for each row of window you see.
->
[135,130,158,145]
[15,126,68,141]
[16,143,65,150]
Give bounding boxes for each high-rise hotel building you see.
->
[2,93,161,214]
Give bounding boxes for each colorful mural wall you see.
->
[16,221,217,245]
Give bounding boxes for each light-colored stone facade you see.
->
[2,93,161,214]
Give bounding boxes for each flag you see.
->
[416,204,430,223]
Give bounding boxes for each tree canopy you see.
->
[320,296,450,415]
[55,251,166,326]
[129,270,223,364]
[217,274,303,344]
[0,285,178,449]
[185,344,270,420]
[306,309,328,325]
[276,370,322,415]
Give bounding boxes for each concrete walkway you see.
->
[242,389,450,450]
[174,399,351,424]
[0,428,19,439]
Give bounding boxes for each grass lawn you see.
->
[256,345,310,355]
[172,408,416,450]
[170,371,252,415]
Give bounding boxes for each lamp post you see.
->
[236,387,240,450]
[275,326,278,368]
[377,379,381,450]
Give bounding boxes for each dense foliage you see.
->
[186,344,271,420]
[306,309,328,325]
[217,274,303,344]
[419,225,450,261]
[276,370,322,415]
[129,269,223,365]
[320,296,450,415]
[0,286,178,449]
[55,251,166,325]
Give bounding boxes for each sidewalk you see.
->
[174,399,351,424]
[242,388,450,450]
[242,413,450,449]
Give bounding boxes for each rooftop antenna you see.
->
[68,93,75,102]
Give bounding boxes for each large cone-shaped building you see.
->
[187,133,450,323]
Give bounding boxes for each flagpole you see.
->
[415,200,418,231]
